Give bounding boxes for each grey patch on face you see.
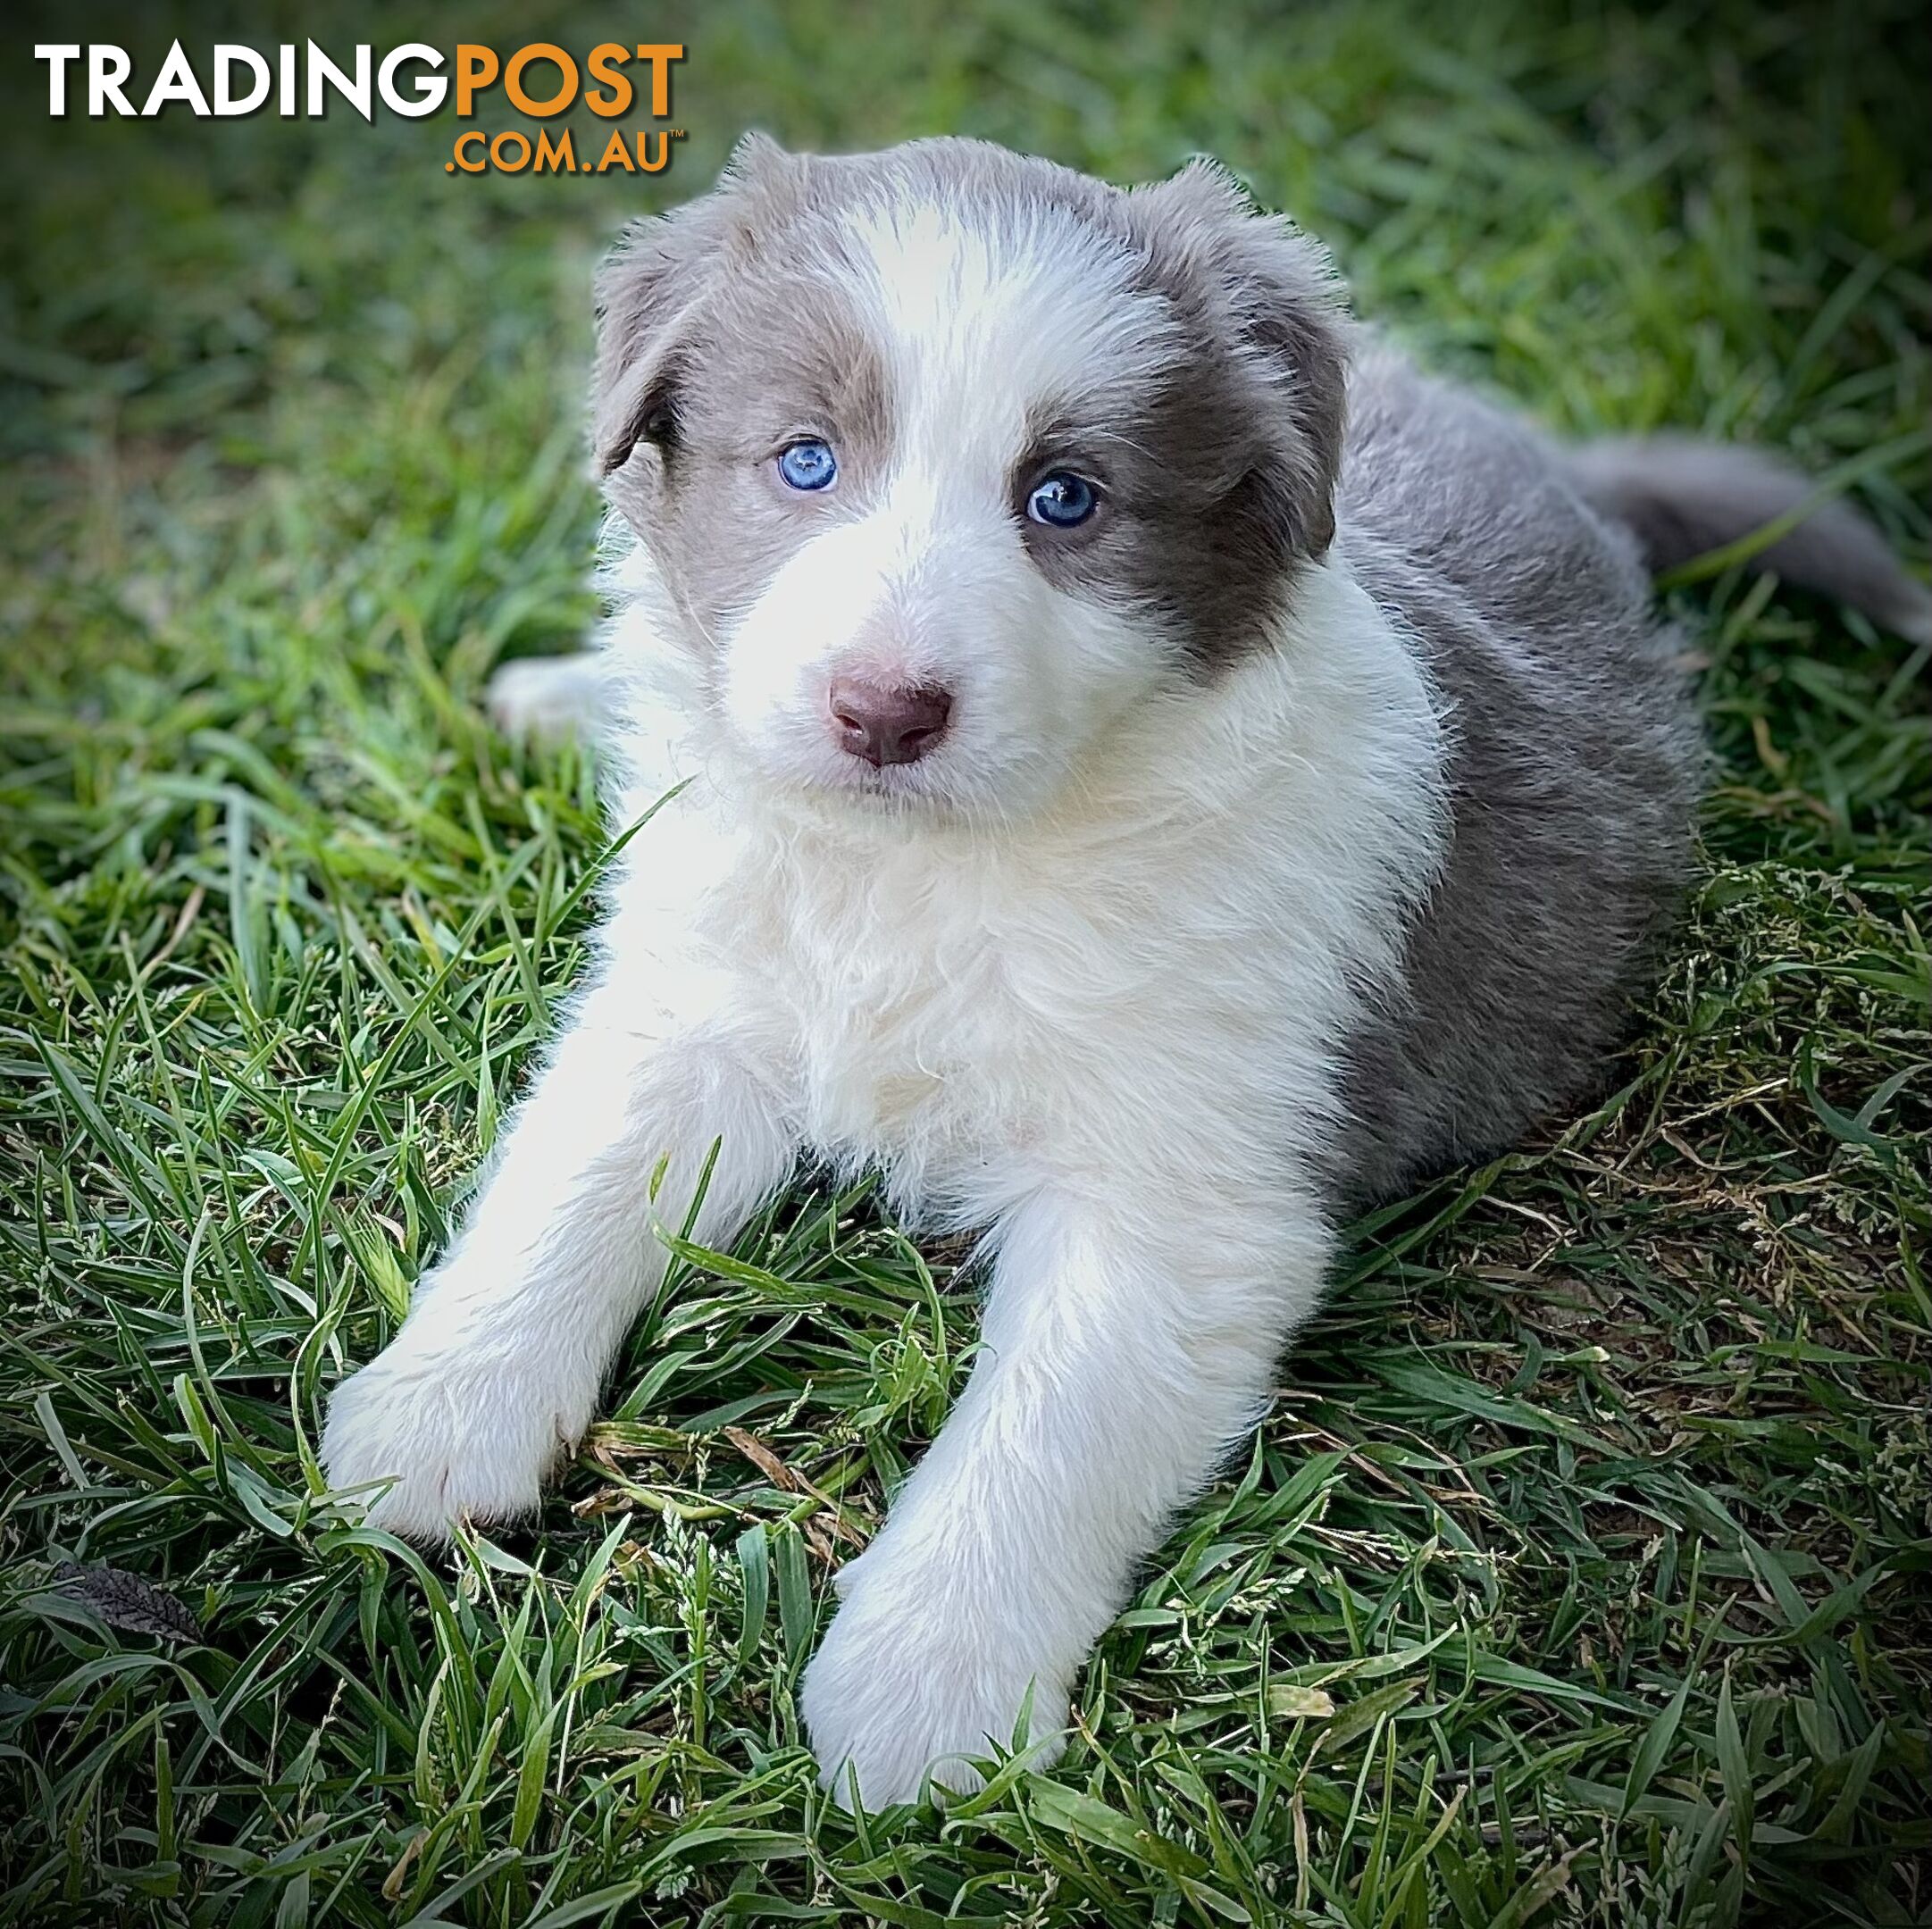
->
[947,145,1353,675]
[650,287,896,650]
[1005,154,1353,676]
[1320,347,1707,1209]
[591,136,899,655]
[590,133,1353,679]
[1012,335,1334,676]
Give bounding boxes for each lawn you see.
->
[2,1,1928,1924]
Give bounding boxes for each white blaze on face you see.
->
[717,189,1192,815]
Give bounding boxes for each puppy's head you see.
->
[596,135,1347,819]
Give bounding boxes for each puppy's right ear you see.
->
[592,133,802,480]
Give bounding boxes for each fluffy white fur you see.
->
[324,145,1541,1808]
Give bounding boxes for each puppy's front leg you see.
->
[802,1177,1327,1807]
[321,975,796,1541]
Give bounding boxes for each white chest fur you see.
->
[606,554,1448,1224]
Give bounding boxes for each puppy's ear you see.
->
[592,132,804,479]
[1133,159,1350,558]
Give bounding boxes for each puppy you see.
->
[324,136,1931,1808]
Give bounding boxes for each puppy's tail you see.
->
[1568,436,1932,645]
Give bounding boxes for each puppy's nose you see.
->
[828,678,953,766]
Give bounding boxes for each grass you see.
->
[2,0,1928,1923]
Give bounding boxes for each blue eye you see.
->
[776,438,838,491]
[1026,472,1098,528]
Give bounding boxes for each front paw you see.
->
[320,1332,590,1543]
[799,1552,1073,1809]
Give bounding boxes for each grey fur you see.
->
[1326,348,1705,1205]
[1568,438,1932,644]
[593,139,901,648]
[1326,363,1928,1205]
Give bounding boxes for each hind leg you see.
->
[486,652,609,743]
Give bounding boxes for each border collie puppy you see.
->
[323,136,1930,1808]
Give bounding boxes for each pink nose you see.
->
[828,678,953,767]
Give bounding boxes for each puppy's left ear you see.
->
[593,132,805,480]
[1134,159,1350,558]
